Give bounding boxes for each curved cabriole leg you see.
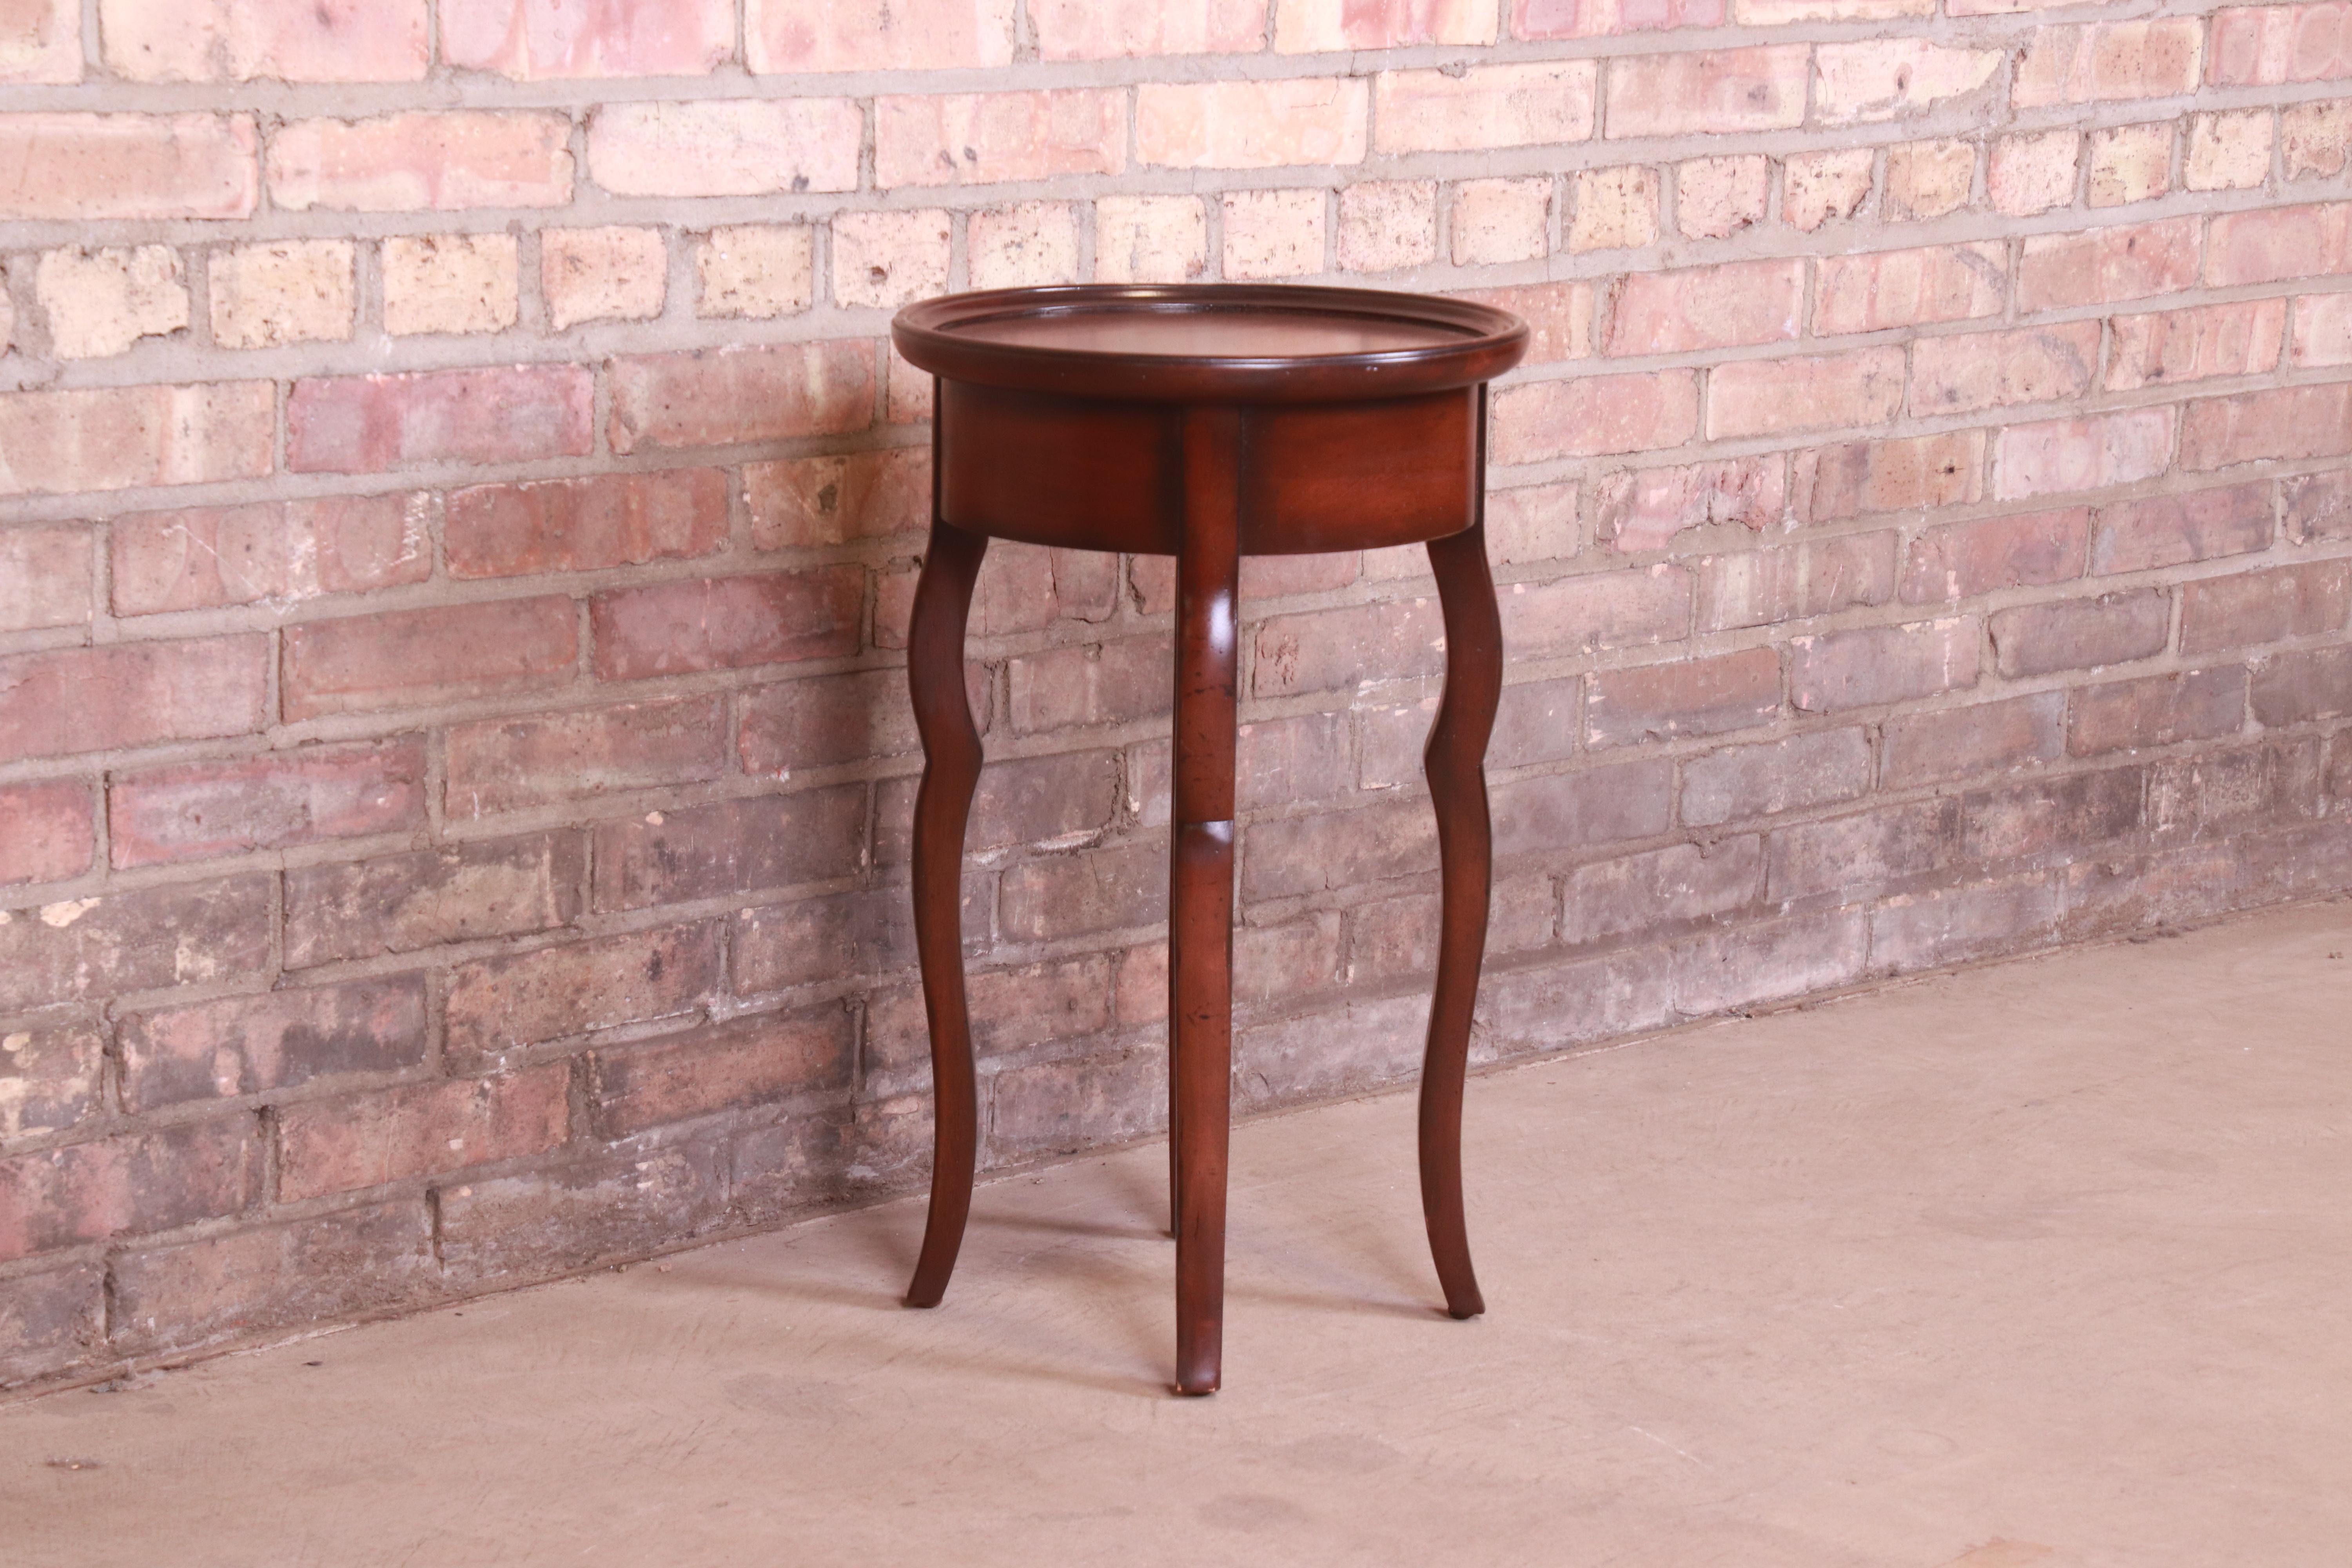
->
[1169,408,1242,1395]
[905,519,990,1310]
[1421,517,1502,1321]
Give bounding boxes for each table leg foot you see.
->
[904,519,989,1310]
[1421,521,1502,1322]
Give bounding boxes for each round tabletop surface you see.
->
[893,284,1528,404]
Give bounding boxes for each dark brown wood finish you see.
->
[901,511,988,1311]
[891,284,1528,1394]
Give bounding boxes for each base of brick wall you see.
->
[9,822,2345,1401]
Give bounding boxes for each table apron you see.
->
[934,380,1482,556]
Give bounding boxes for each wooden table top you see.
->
[894,283,1528,404]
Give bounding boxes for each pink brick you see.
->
[1095,194,1211,283]
[0,113,256,220]
[290,366,591,474]
[1137,78,1366,169]
[118,977,427,1110]
[969,201,1081,289]
[1490,371,1699,463]
[447,695,728,816]
[1221,186,1328,278]
[1604,258,1800,356]
[2107,300,2287,391]
[1816,40,2002,125]
[0,522,91,632]
[745,448,928,549]
[1253,597,1441,697]
[283,599,577,720]
[1337,180,1434,272]
[269,112,571,211]
[592,570,863,680]
[110,739,426,868]
[1606,48,1808,139]
[285,832,583,966]
[112,495,432,616]
[446,469,728,579]
[0,782,93,887]
[2250,644,2352,726]
[1039,0,1265,57]
[1586,646,1781,747]
[1740,0,1928,16]
[1598,456,1784,551]
[0,0,79,82]
[2286,470,2352,543]
[1372,63,1597,154]
[1457,281,1594,363]
[1281,0,1492,48]
[1883,138,1975,222]
[1682,729,1871,826]
[739,669,931,771]
[0,1118,260,1261]
[2072,668,2247,755]
[1807,532,1899,617]
[1813,243,2006,337]
[1784,148,1874,232]
[1795,431,1982,523]
[593,786,865,909]
[879,89,1126,187]
[445,0,731,77]
[1488,477,1583,562]
[1500,564,1692,659]
[2209,3,2352,85]
[1007,639,1169,733]
[0,382,272,498]
[2090,484,2272,575]
[2013,20,2204,107]
[1911,322,2100,417]
[2283,100,2352,179]
[1512,0,1723,38]
[2017,219,2200,312]
[2180,383,2352,470]
[100,0,428,82]
[1450,178,1553,266]
[608,340,875,454]
[2207,203,2352,287]
[1882,695,2065,789]
[2292,292,2352,367]
[588,100,861,198]
[589,1011,850,1136]
[1901,507,2089,603]
[446,925,719,1063]
[1990,589,2170,679]
[1989,129,2082,217]
[1707,349,1906,440]
[1994,408,2175,501]
[2181,560,2352,654]
[0,882,265,1033]
[749,0,1013,71]
[1675,154,1769,240]
[2091,120,2176,206]
[1789,619,1980,712]
[0,637,267,763]
[278,1065,568,1201]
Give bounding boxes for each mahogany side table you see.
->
[889,284,1530,1395]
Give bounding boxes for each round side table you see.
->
[891,283,1530,1395]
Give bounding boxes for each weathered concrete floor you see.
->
[6,900,2351,1567]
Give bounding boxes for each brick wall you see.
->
[4,0,2351,1392]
